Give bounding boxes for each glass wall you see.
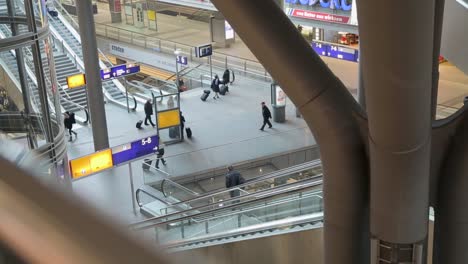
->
[0,0,69,187]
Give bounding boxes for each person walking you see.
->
[144,99,155,127]
[155,142,166,169]
[225,165,245,199]
[180,111,186,139]
[64,111,77,141]
[259,102,273,131]
[222,69,230,85]
[211,75,220,99]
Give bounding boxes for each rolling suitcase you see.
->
[142,159,152,170]
[136,120,143,129]
[201,90,211,101]
[185,127,192,138]
[219,85,229,95]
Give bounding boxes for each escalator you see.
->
[130,165,324,251]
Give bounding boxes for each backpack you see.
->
[70,113,76,124]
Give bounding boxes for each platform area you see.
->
[69,4,468,226]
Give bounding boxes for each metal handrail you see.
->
[165,212,324,250]
[189,190,323,224]
[129,177,322,230]
[161,160,322,212]
[161,178,199,198]
[136,187,172,208]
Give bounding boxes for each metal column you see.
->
[76,0,110,151]
[7,0,36,149]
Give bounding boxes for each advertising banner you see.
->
[285,0,358,25]
[289,9,350,24]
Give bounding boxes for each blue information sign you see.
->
[176,55,188,65]
[311,42,327,56]
[100,64,141,81]
[310,41,359,62]
[112,135,159,166]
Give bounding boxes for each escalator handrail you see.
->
[136,187,172,208]
[129,177,323,230]
[161,178,199,198]
[189,191,323,224]
[161,160,321,211]
[165,212,324,250]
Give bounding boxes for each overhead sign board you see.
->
[100,63,141,81]
[69,149,113,179]
[69,135,160,180]
[112,135,159,166]
[195,44,213,58]
[66,73,86,89]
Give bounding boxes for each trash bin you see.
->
[272,105,286,123]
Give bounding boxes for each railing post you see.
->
[181,221,185,239]
[190,48,193,61]
[238,212,242,228]
[158,40,161,51]
[244,61,247,75]
[205,221,209,234]
[225,56,228,69]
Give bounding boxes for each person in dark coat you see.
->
[64,111,77,141]
[144,99,155,127]
[222,69,230,85]
[225,165,245,198]
[211,75,220,99]
[155,142,166,169]
[259,102,273,131]
[180,111,186,139]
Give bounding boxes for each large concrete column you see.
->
[433,112,468,264]
[357,0,434,262]
[76,0,110,151]
[209,0,369,263]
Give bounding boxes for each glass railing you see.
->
[157,160,323,216]
[130,178,323,247]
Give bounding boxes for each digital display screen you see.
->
[111,135,159,166]
[196,44,213,58]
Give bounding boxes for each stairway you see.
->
[47,14,127,102]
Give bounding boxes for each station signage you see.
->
[69,149,113,179]
[69,135,159,180]
[100,63,140,81]
[112,135,159,166]
[311,41,359,62]
[176,55,188,65]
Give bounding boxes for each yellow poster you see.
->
[66,73,86,89]
[147,10,156,21]
[158,109,180,129]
